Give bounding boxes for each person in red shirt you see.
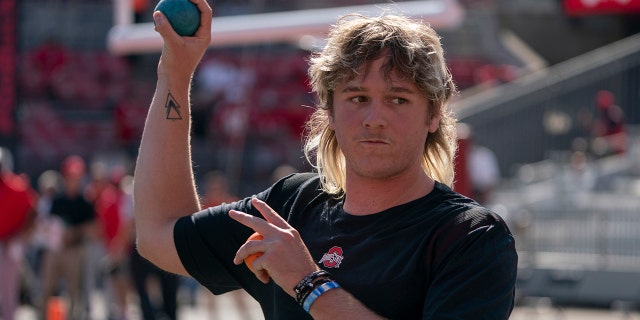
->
[592,90,627,155]
[85,163,132,320]
[0,147,37,320]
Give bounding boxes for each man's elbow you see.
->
[132,212,181,270]
[133,210,157,261]
[134,228,153,261]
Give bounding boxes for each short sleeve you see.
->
[422,208,518,319]
[174,198,260,295]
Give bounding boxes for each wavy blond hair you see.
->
[304,13,458,197]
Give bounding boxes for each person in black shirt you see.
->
[40,155,95,320]
[133,1,518,319]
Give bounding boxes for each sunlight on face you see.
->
[329,57,439,180]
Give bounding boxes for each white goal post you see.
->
[107,0,465,55]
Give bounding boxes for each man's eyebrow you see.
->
[340,85,416,94]
[340,85,364,93]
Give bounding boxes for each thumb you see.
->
[153,11,178,39]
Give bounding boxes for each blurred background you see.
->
[1,0,640,319]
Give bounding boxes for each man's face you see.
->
[329,57,440,181]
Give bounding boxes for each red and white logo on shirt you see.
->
[318,246,343,268]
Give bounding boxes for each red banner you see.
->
[563,0,640,16]
[0,0,17,136]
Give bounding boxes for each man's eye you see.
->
[350,96,367,103]
[391,97,408,104]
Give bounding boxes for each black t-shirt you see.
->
[174,173,517,320]
[50,193,95,227]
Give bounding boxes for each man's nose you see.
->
[362,101,387,128]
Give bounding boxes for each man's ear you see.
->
[428,112,440,133]
[327,109,335,130]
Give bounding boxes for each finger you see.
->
[251,198,291,230]
[232,235,269,264]
[190,0,212,37]
[250,257,271,284]
[234,236,270,283]
[257,271,270,283]
[228,209,271,234]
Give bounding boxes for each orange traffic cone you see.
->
[46,296,67,320]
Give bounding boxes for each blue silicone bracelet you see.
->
[302,281,341,313]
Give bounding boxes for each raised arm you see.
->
[133,0,212,276]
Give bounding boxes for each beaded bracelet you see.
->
[302,281,341,313]
[294,270,331,303]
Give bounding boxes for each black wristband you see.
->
[297,277,332,306]
[294,270,331,304]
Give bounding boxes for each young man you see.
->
[134,1,517,319]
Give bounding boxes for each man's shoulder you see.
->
[274,172,320,193]
[264,172,324,213]
[430,182,506,226]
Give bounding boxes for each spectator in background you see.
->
[0,147,37,320]
[592,89,627,156]
[30,36,69,99]
[453,123,474,198]
[107,173,136,320]
[85,162,132,320]
[129,166,179,320]
[116,165,178,320]
[563,150,596,196]
[129,248,179,320]
[40,155,96,320]
[455,123,500,205]
[133,0,152,23]
[25,170,63,309]
[114,82,150,157]
[34,170,63,238]
[468,140,500,205]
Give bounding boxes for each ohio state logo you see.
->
[318,246,343,268]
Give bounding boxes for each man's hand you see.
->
[229,198,320,297]
[153,0,212,80]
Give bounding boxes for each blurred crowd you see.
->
[0,145,285,320]
[0,148,156,320]
[17,38,314,197]
[2,136,307,320]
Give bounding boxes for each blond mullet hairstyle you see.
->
[304,13,458,197]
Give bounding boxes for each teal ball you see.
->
[155,0,200,36]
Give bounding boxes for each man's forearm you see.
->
[133,75,200,272]
[307,287,386,320]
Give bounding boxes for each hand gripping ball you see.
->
[154,0,200,36]
[244,232,267,276]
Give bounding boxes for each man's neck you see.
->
[342,171,435,216]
